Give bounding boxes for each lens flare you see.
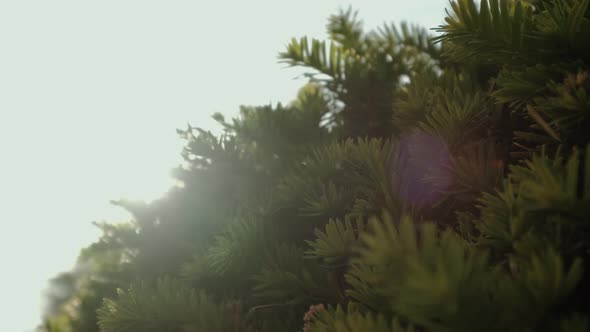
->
[395,130,452,206]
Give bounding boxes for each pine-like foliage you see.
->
[40,1,590,332]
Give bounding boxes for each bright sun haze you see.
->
[0,1,445,331]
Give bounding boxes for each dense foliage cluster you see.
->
[41,1,590,331]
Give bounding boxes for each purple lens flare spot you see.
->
[394,130,453,206]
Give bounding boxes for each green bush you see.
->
[41,2,590,331]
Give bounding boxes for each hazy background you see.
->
[0,1,446,331]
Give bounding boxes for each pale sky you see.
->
[0,1,446,331]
